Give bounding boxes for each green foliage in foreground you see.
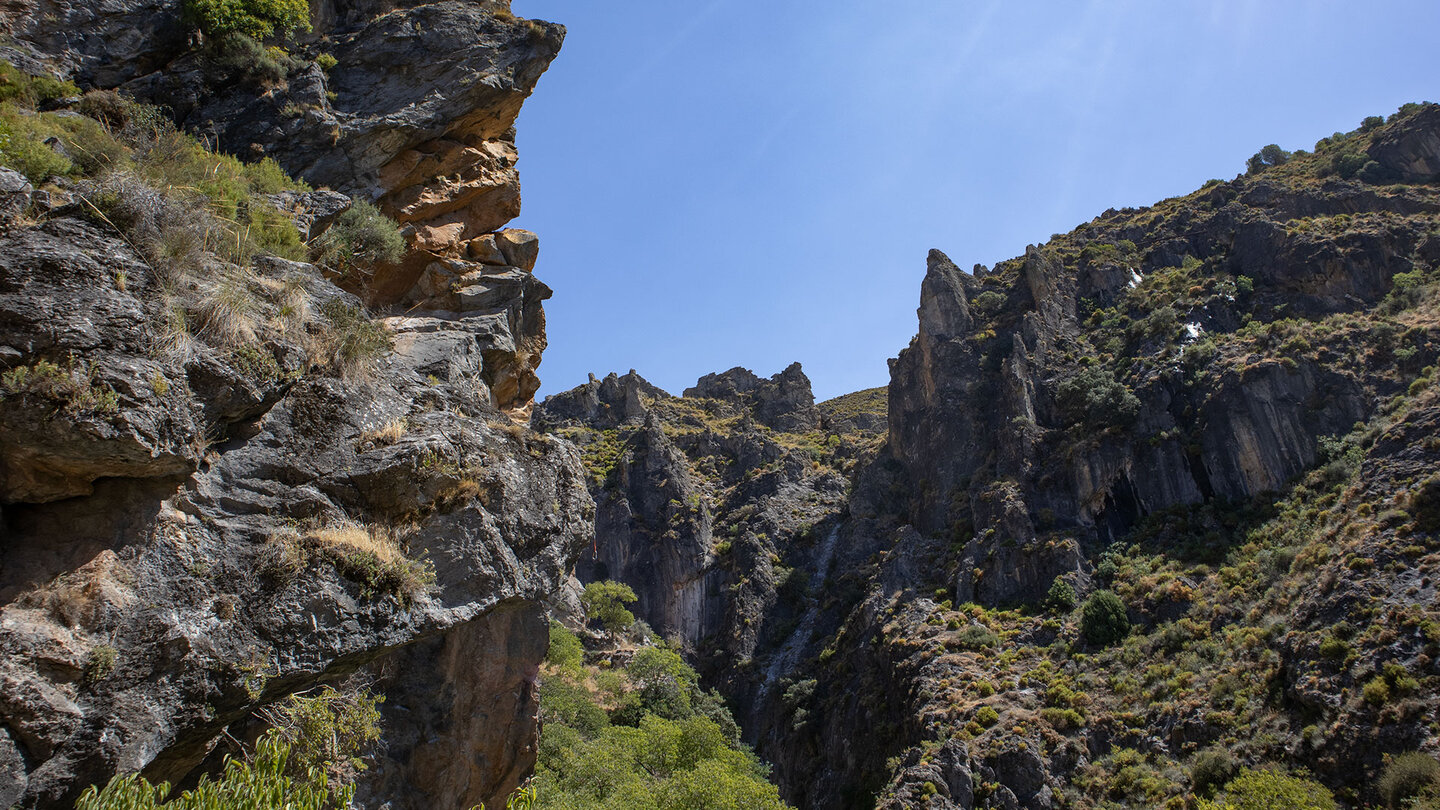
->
[75,688,380,810]
[537,625,790,810]
[538,718,788,810]
[1195,768,1336,810]
[74,732,351,810]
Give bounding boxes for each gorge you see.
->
[0,2,1439,809]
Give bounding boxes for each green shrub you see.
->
[1197,767,1336,810]
[1333,152,1368,180]
[955,624,999,650]
[1192,748,1239,797]
[974,705,999,727]
[536,715,791,810]
[1363,675,1391,706]
[0,61,79,108]
[312,200,406,272]
[1379,752,1440,808]
[204,33,297,85]
[183,0,312,40]
[1056,368,1141,429]
[262,686,382,788]
[0,109,75,183]
[1080,590,1130,646]
[973,290,1007,317]
[1046,576,1077,612]
[540,677,610,737]
[315,53,338,72]
[581,580,638,636]
[548,621,585,671]
[1413,474,1440,533]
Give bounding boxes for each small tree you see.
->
[1046,576,1078,612]
[1246,143,1291,175]
[1379,752,1440,808]
[1080,590,1130,646]
[581,580,637,637]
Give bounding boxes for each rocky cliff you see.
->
[0,2,585,808]
[767,103,1440,809]
[537,366,879,691]
[541,105,1440,810]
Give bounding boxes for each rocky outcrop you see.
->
[8,0,564,414]
[0,2,584,807]
[0,207,593,808]
[538,365,870,703]
[684,362,821,433]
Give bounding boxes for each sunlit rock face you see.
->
[0,2,586,808]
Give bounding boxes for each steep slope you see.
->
[540,104,1440,810]
[763,103,1440,809]
[536,368,886,717]
[0,3,584,808]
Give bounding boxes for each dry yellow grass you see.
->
[305,523,401,564]
[356,418,407,447]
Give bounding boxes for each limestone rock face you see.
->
[14,0,564,414]
[0,0,187,87]
[0,214,592,809]
[0,2,586,807]
[1368,104,1440,182]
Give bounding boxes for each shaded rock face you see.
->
[732,109,1440,810]
[0,0,188,87]
[885,169,1435,608]
[0,211,593,809]
[538,366,869,700]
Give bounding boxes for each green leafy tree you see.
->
[1080,589,1130,646]
[1246,143,1292,175]
[582,581,638,636]
[184,0,312,40]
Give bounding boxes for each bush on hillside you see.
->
[1191,748,1239,798]
[1046,576,1077,612]
[1080,590,1129,646]
[1246,144,1291,175]
[183,0,312,40]
[312,200,407,273]
[1056,368,1141,430]
[1379,752,1440,808]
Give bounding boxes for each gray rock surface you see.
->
[0,214,592,808]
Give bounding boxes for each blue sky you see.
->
[508,0,1439,402]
